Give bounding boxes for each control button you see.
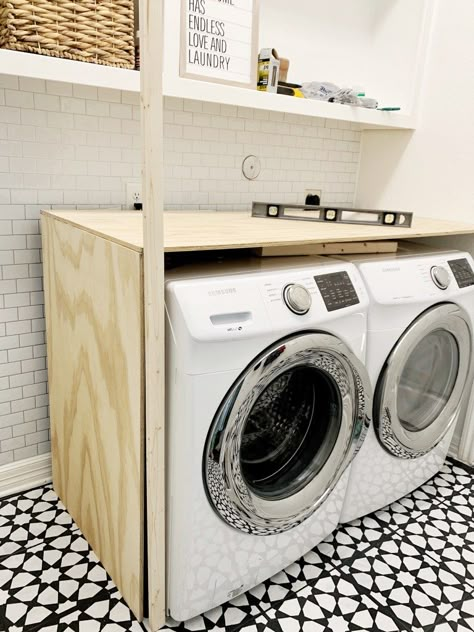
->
[283,284,312,315]
[430,266,451,290]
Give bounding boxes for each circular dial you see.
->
[283,284,312,315]
[430,266,451,290]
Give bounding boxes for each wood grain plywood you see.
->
[42,209,474,253]
[42,215,144,620]
[41,210,144,252]
[162,212,474,251]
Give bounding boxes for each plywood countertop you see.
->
[41,209,474,253]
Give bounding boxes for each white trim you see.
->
[0,453,52,499]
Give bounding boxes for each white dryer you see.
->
[165,257,371,621]
[338,248,474,523]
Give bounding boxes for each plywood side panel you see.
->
[42,215,144,620]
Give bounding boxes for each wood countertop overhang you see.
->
[41,209,474,253]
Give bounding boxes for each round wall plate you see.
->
[242,155,261,180]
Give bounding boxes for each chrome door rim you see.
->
[375,303,472,459]
[204,332,371,535]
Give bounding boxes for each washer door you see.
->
[204,332,371,535]
[375,303,472,459]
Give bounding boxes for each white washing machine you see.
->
[165,256,371,621]
[338,247,474,524]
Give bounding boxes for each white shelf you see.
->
[0,49,140,92]
[0,49,415,129]
[164,76,416,130]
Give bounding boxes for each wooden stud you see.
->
[252,241,398,257]
[139,0,166,629]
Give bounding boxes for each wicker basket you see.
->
[0,0,135,69]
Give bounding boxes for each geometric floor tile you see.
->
[0,485,78,561]
[262,569,408,631]
[342,535,464,631]
[0,486,146,632]
[1,458,473,632]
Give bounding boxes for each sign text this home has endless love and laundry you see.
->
[182,0,256,86]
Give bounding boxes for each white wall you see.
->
[0,77,361,465]
[356,0,474,461]
[259,0,425,111]
[356,0,474,221]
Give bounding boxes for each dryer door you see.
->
[375,303,472,459]
[203,332,371,535]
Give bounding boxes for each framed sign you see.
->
[180,0,259,88]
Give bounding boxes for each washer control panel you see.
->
[283,283,312,315]
[448,258,474,288]
[430,265,451,290]
[314,271,360,312]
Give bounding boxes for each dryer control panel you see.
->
[448,258,474,288]
[359,251,474,304]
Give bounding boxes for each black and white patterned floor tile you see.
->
[0,459,473,632]
[0,484,146,632]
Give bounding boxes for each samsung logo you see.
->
[208,288,237,296]
[382,266,401,272]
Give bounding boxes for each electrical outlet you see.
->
[304,189,322,205]
[126,181,142,209]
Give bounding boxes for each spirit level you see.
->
[252,202,413,228]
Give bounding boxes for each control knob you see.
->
[430,266,450,290]
[283,284,312,315]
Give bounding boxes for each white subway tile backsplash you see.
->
[0,335,19,350]
[34,93,60,112]
[14,445,38,460]
[24,406,47,422]
[23,382,46,397]
[11,397,36,413]
[0,80,361,463]
[4,293,30,308]
[0,427,12,441]
[26,430,49,446]
[0,387,23,404]
[10,372,34,388]
[36,394,49,408]
[47,81,72,97]
[18,305,43,321]
[0,107,21,124]
[0,402,11,415]
[8,347,33,362]
[19,78,45,93]
[1,435,25,452]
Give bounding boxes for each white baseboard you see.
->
[0,453,52,499]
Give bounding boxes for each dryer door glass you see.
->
[375,303,471,459]
[203,332,371,536]
[397,331,459,432]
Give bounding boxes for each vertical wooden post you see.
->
[139,0,166,629]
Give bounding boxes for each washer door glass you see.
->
[204,332,371,536]
[240,366,341,501]
[376,303,471,459]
